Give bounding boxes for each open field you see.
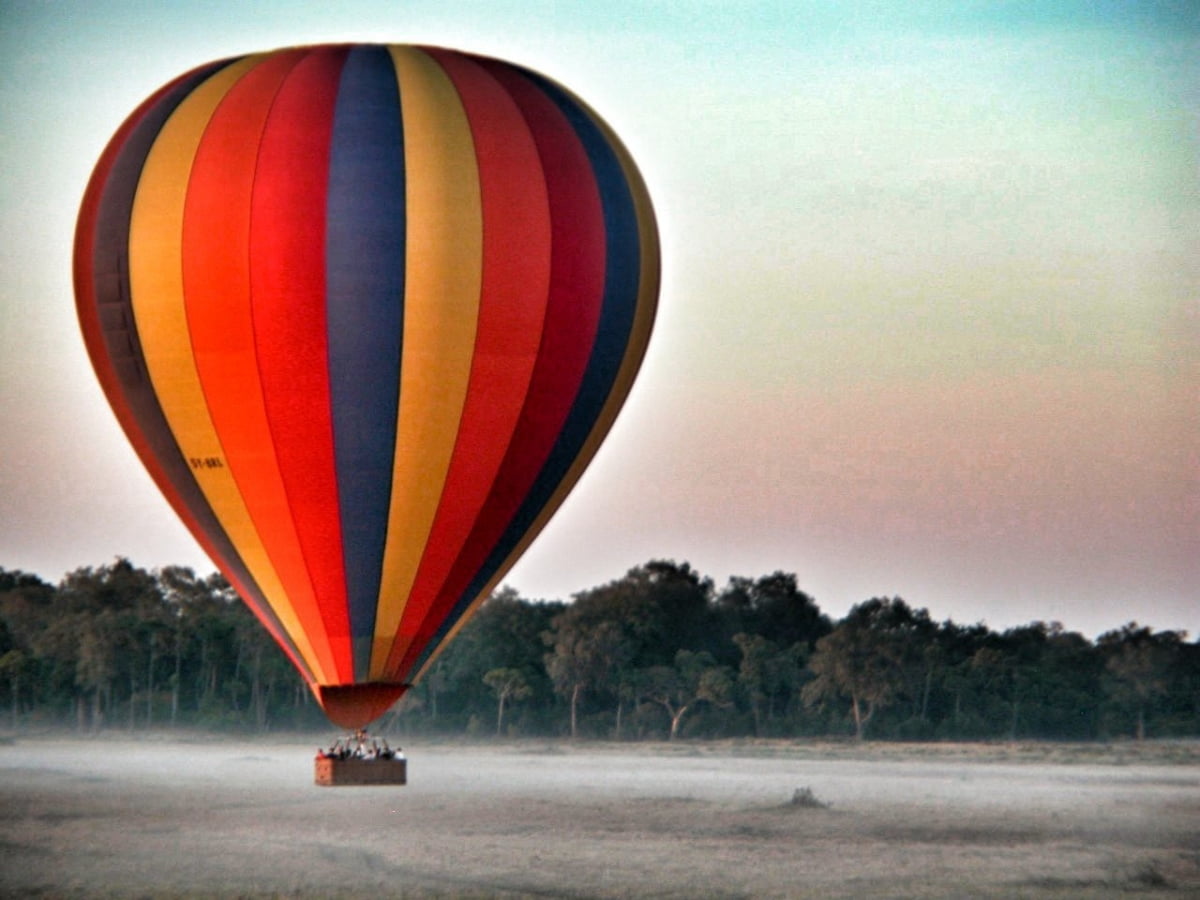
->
[1,735,1197,898]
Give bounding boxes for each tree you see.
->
[968,621,1103,740]
[1028,624,1103,739]
[544,613,628,738]
[935,621,992,738]
[763,642,808,727]
[718,572,830,651]
[156,566,208,725]
[1099,623,1184,740]
[0,574,51,726]
[53,559,166,730]
[733,633,773,736]
[635,650,732,740]
[433,587,561,727]
[572,561,715,669]
[418,657,449,721]
[75,610,118,730]
[0,648,28,728]
[483,668,532,735]
[801,598,913,739]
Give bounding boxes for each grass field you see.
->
[1,735,1197,898]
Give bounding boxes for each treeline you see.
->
[1,559,1196,741]
[0,562,315,731]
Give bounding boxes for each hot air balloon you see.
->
[73,44,658,730]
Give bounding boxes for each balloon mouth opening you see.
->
[318,682,409,729]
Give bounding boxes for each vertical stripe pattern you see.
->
[73,44,659,729]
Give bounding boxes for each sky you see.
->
[1,1,1196,639]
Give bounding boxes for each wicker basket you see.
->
[314,756,407,786]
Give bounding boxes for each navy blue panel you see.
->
[88,57,314,682]
[410,63,643,677]
[325,46,406,680]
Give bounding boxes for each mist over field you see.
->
[2,736,1197,898]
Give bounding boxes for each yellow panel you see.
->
[369,46,484,678]
[127,56,335,684]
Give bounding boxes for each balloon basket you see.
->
[315,756,407,787]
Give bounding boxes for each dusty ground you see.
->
[0,735,1197,898]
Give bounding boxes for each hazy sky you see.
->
[1,1,1196,638]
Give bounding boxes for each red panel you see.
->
[249,46,354,681]
[384,50,553,672]
[389,59,608,679]
[181,49,341,675]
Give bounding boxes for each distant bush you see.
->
[788,786,827,809]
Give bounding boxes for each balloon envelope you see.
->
[73,44,659,728]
